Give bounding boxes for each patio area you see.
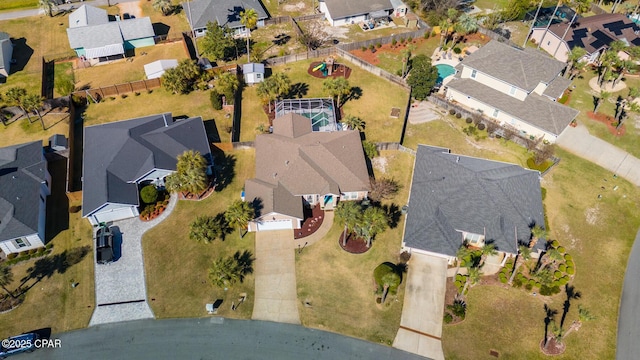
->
[294,206,325,240]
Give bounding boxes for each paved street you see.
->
[19,318,426,360]
[252,230,300,324]
[616,227,640,360]
[557,122,640,186]
[393,253,446,360]
[89,195,178,326]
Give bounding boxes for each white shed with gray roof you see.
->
[319,0,393,26]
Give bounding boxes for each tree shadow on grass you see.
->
[9,38,33,74]
[381,203,402,229]
[344,86,363,106]
[18,246,91,294]
[233,250,255,283]
[214,153,236,192]
[287,82,309,99]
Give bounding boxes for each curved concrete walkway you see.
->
[89,195,178,326]
[556,122,640,186]
[616,227,640,360]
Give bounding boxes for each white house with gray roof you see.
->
[319,0,393,26]
[444,41,578,142]
[82,113,211,225]
[402,145,546,263]
[0,141,51,255]
[66,5,155,60]
[182,0,269,37]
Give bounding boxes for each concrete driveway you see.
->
[252,230,300,324]
[616,228,640,360]
[393,253,447,360]
[89,196,177,326]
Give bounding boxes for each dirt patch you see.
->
[349,38,428,66]
[372,156,388,173]
[586,111,626,136]
[584,206,600,226]
[116,1,143,19]
[283,1,306,11]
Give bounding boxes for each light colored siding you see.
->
[0,233,45,254]
[249,212,302,231]
[460,66,528,100]
[530,29,570,62]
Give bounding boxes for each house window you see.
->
[492,109,499,117]
[509,86,517,95]
[471,69,477,79]
[13,238,30,248]
[306,195,315,202]
[256,73,262,79]
[463,232,485,247]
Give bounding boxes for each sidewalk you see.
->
[556,122,640,187]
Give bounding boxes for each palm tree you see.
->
[225,200,254,239]
[0,264,15,299]
[543,304,558,349]
[594,91,610,113]
[5,87,28,121]
[461,266,481,295]
[574,0,593,14]
[613,58,635,88]
[322,77,350,108]
[23,93,45,130]
[380,270,401,304]
[508,245,532,285]
[454,243,471,277]
[529,225,548,249]
[39,0,56,17]
[523,0,544,47]
[598,49,618,88]
[357,206,388,248]
[342,114,365,131]
[335,201,362,246]
[565,47,586,78]
[438,18,450,48]
[239,8,258,62]
[256,79,278,112]
[208,256,240,288]
[272,73,292,101]
[479,243,497,268]
[189,215,225,244]
[153,0,173,16]
[166,150,209,196]
[451,14,478,47]
[539,246,563,270]
[564,305,595,337]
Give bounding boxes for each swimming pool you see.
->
[435,64,456,84]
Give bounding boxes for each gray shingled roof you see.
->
[403,145,546,257]
[543,75,572,99]
[244,179,304,219]
[68,4,108,28]
[67,18,154,50]
[0,141,48,242]
[82,114,211,217]
[0,32,12,72]
[182,0,269,30]
[323,0,393,19]
[460,41,565,92]
[446,77,579,136]
[245,113,369,219]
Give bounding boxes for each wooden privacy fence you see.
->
[71,78,161,101]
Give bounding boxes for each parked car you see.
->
[0,333,38,359]
[96,225,114,264]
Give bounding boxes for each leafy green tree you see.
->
[5,87,28,120]
[406,55,438,100]
[165,150,209,195]
[23,93,45,130]
[210,89,223,110]
[362,140,378,159]
[374,262,402,304]
[0,264,15,298]
[152,0,173,16]
[216,72,240,105]
[322,77,351,108]
[201,21,235,61]
[225,200,254,239]
[335,201,362,246]
[342,114,365,131]
[501,0,530,21]
[39,0,57,17]
[190,215,228,244]
[161,59,201,94]
[239,8,258,62]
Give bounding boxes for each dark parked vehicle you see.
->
[96,225,114,264]
[0,333,38,359]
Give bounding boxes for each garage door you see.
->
[94,207,136,224]
[257,219,293,231]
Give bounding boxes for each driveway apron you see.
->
[393,253,447,360]
[252,230,301,324]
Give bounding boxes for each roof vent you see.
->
[285,160,289,165]
[456,156,460,163]
[12,175,16,179]
[16,197,20,200]
[273,172,277,178]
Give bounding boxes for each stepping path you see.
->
[556,122,640,186]
[252,230,301,324]
[89,195,178,326]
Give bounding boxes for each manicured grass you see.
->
[140,0,191,40]
[144,149,256,319]
[0,115,70,148]
[0,193,94,340]
[239,57,410,142]
[296,150,414,344]
[0,13,75,97]
[473,0,510,11]
[443,148,640,359]
[53,61,74,98]
[0,0,37,12]
[73,42,189,90]
[565,71,640,159]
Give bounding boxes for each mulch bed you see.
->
[338,232,370,254]
[586,111,626,136]
[294,206,325,240]
[0,294,24,313]
[307,61,352,79]
[178,182,216,201]
[540,337,566,355]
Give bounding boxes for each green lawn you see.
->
[53,61,74,98]
[141,0,191,40]
[296,149,414,344]
[0,0,37,12]
[240,57,410,142]
[144,149,256,319]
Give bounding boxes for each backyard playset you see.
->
[308,57,351,79]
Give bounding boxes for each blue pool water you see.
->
[436,64,456,84]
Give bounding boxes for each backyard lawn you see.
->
[0,113,70,148]
[140,0,191,40]
[296,149,414,344]
[240,57,410,142]
[0,0,37,11]
[144,149,257,320]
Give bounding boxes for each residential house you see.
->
[82,113,211,225]
[402,145,546,263]
[444,40,579,142]
[0,32,13,79]
[244,113,369,231]
[242,63,265,84]
[530,13,640,63]
[0,141,51,255]
[319,0,393,26]
[144,59,178,79]
[182,0,269,37]
[66,4,155,60]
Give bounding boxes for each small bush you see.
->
[361,46,367,51]
[408,36,413,42]
[455,113,462,119]
[120,94,128,99]
[540,285,561,296]
[525,283,533,290]
[559,277,569,285]
[400,37,406,44]
[513,277,523,288]
[499,274,507,283]
[453,47,461,54]
[444,313,453,324]
[140,185,159,204]
[465,117,473,124]
[7,253,17,259]
[210,90,222,110]
[528,279,536,286]
[134,92,140,96]
[558,264,567,272]
[564,254,572,261]
[392,39,397,46]
[396,69,403,76]
[369,44,375,51]
[566,267,575,275]
[376,42,381,48]
[477,123,486,131]
[566,260,574,268]
[462,125,478,136]
[553,280,561,287]
[455,274,465,282]
[557,246,566,253]
[505,261,514,269]
[399,251,411,263]
[552,240,559,247]
[29,248,38,255]
[424,32,430,39]
[554,270,562,278]
[449,109,456,115]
